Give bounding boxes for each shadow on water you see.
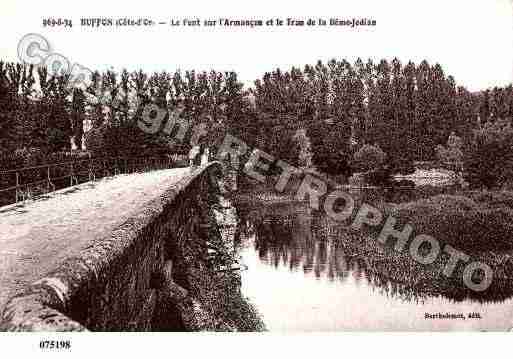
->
[234,197,513,306]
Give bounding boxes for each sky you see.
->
[0,0,512,91]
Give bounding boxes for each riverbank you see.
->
[362,190,513,302]
[383,191,513,253]
[151,188,266,332]
[233,187,513,304]
[187,193,266,331]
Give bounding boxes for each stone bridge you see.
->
[0,162,260,331]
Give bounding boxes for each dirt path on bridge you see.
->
[0,168,189,310]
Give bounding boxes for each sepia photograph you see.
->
[0,0,512,356]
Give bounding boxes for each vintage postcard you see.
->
[0,0,512,356]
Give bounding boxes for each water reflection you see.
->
[234,198,513,330]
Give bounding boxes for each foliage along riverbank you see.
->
[233,186,513,304]
[154,181,266,332]
[202,190,266,331]
[367,191,513,302]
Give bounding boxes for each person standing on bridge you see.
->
[189,144,200,172]
[200,145,210,166]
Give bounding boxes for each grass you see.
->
[333,190,513,302]
[384,191,513,253]
[331,188,513,302]
[335,226,513,303]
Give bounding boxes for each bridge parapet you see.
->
[0,162,231,331]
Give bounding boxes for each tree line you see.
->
[251,58,513,176]
[1,58,513,182]
[0,62,248,168]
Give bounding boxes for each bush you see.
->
[308,120,353,178]
[436,132,464,171]
[389,194,513,253]
[464,120,513,189]
[353,144,386,172]
[84,126,106,156]
[13,147,46,168]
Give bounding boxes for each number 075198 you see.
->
[39,340,71,350]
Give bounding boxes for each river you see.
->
[234,198,513,331]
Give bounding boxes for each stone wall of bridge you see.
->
[0,162,260,331]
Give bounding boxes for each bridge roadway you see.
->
[0,168,190,311]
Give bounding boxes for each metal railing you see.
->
[0,155,184,206]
